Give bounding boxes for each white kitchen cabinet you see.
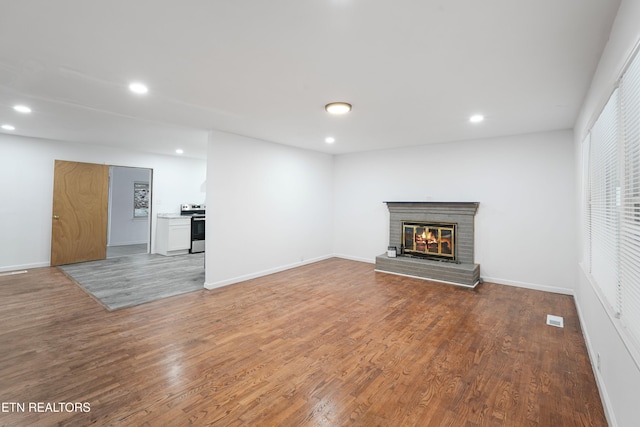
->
[156,215,191,256]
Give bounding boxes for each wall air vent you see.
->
[546,314,564,328]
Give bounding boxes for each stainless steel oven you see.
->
[180,204,205,253]
[190,214,205,253]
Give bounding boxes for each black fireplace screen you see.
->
[402,221,456,260]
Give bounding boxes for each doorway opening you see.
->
[107,166,153,259]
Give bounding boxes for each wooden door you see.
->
[51,160,109,266]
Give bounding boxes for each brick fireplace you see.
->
[375,201,480,287]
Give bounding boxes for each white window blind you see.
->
[586,48,640,360]
[589,89,621,314]
[582,133,591,272]
[620,51,640,349]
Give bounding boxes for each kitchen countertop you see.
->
[157,213,186,219]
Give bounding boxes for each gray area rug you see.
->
[60,253,205,310]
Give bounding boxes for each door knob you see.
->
[53,215,60,220]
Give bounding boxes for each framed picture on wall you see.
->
[133,181,149,218]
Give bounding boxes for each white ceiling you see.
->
[0,0,621,159]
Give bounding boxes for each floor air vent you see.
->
[546,314,564,328]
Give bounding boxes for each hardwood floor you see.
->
[0,258,606,426]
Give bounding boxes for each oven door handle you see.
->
[193,217,206,221]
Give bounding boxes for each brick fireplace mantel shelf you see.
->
[376,201,480,288]
[382,201,479,212]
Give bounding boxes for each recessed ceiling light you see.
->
[469,114,484,123]
[129,82,149,95]
[325,137,335,144]
[13,105,31,114]
[175,149,184,154]
[2,124,16,131]
[325,102,352,114]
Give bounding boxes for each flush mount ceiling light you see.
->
[175,149,184,154]
[325,136,335,144]
[1,124,16,131]
[469,114,485,123]
[13,105,32,113]
[325,102,352,114]
[128,82,149,95]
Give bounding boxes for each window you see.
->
[589,89,620,315]
[585,49,640,358]
[620,51,640,351]
[581,133,591,273]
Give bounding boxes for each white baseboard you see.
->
[202,256,574,296]
[481,275,574,295]
[332,253,375,264]
[332,257,573,295]
[574,294,618,427]
[204,254,333,290]
[0,261,50,273]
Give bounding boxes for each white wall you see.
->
[205,131,333,288]
[0,134,206,272]
[573,1,640,426]
[333,130,576,294]
[108,166,151,246]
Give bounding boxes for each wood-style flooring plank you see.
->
[0,258,606,426]
[59,253,205,310]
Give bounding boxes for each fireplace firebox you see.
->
[402,221,456,261]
